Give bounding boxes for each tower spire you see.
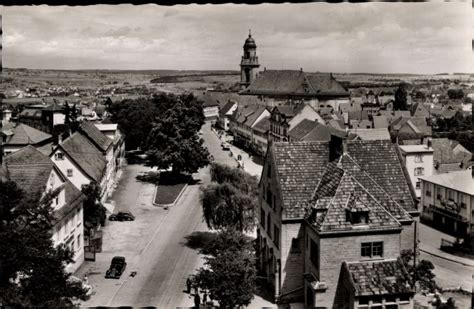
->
[249,29,251,37]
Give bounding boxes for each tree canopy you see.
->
[201,163,259,232]
[394,83,409,110]
[0,180,87,306]
[400,249,438,293]
[82,182,107,230]
[192,229,256,308]
[144,93,210,174]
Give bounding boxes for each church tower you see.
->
[240,30,260,90]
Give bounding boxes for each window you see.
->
[448,189,455,201]
[55,152,64,160]
[310,239,319,270]
[361,242,384,258]
[267,213,272,239]
[414,167,424,176]
[416,181,421,189]
[425,184,431,197]
[274,225,280,249]
[415,154,423,163]
[260,208,266,227]
[55,196,59,205]
[267,189,273,208]
[67,169,73,177]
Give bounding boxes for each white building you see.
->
[420,170,474,240]
[399,144,434,198]
[5,146,85,273]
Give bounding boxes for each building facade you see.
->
[420,170,474,240]
[399,144,434,198]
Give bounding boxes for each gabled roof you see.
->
[4,145,56,195]
[233,104,260,124]
[287,119,318,140]
[344,259,412,297]
[219,101,237,115]
[345,140,417,212]
[410,102,430,117]
[79,121,112,153]
[252,116,271,133]
[2,123,52,145]
[391,116,431,136]
[270,142,329,219]
[431,138,472,169]
[59,132,106,182]
[244,106,268,127]
[349,128,391,141]
[302,123,347,142]
[19,108,42,118]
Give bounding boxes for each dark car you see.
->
[109,211,135,222]
[105,256,127,279]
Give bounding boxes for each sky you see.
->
[0,2,472,74]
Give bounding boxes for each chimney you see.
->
[300,68,303,73]
[264,67,266,71]
[426,138,432,149]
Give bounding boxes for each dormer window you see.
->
[345,194,370,225]
[55,152,64,160]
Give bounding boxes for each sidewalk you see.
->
[212,128,263,179]
[419,223,474,267]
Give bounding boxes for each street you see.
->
[76,122,269,307]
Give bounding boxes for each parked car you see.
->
[105,256,127,279]
[221,142,230,151]
[109,211,135,222]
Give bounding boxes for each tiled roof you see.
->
[60,132,106,182]
[349,128,391,141]
[345,259,412,296]
[2,123,52,145]
[79,121,112,153]
[302,123,347,142]
[306,169,401,233]
[373,116,388,129]
[43,102,65,112]
[240,70,348,97]
[338,155,412,222]
[345,140,417,212]
[219,101,237,115]
[244,106,268,127]
[233,104,260,124]
[253,116,271,133]
[431,138,471,168]
[410,102,430,117]
[271,142,329,219]
[4,145,55,195]
[305,73,349,96]
[327,119,345,130]
[391,116,431,137]
[288,119,318,140]
[348,110,369,121]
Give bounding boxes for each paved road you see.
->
[77,123,272,307]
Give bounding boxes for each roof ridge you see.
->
[318,171,348,231]
[348,172,403,226]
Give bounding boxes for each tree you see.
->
[108,98,159,150]
[394,83,409,110]
[81,182,106,229]
[192,229,256,308]
[201,164,259,232]
[145,95,210,175]
[447,89,464,100]
[0,181,87,306]
[400,249,438,293]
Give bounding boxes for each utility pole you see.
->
[413,220,417,291]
